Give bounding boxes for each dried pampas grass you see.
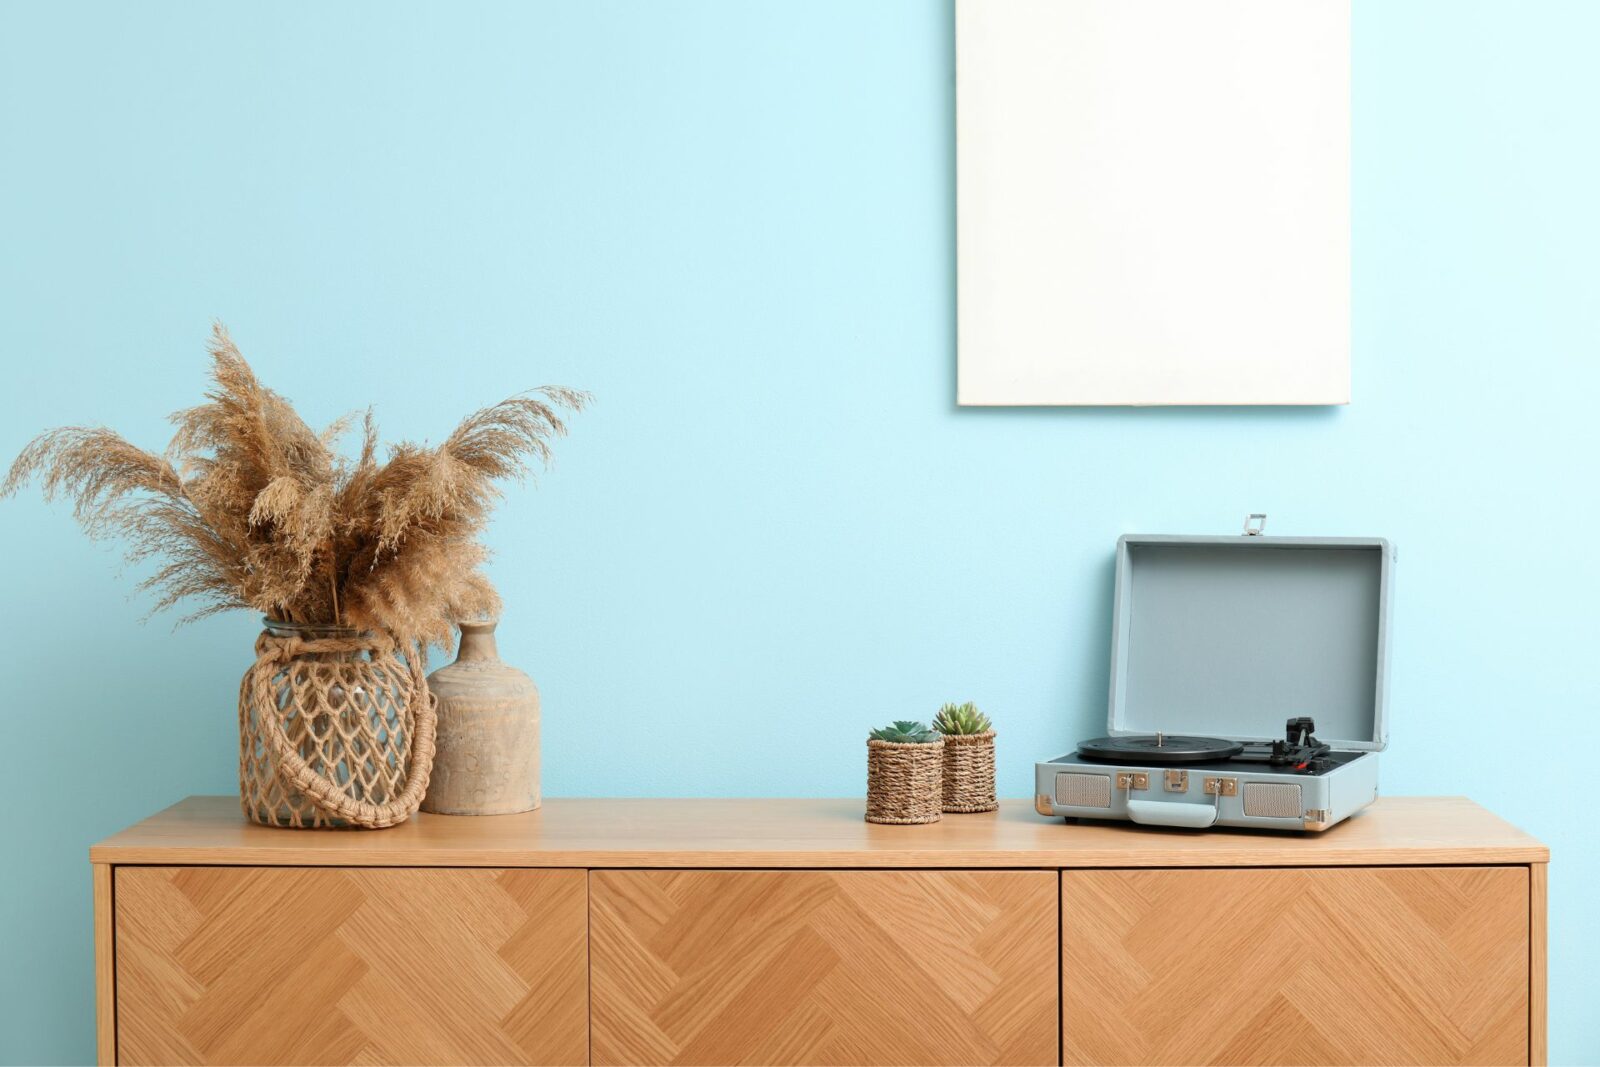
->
[2,324,588,650]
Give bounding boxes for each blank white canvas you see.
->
[957,0,1350,406]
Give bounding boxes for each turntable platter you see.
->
[1076,734,1244,764]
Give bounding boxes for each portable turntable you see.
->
[1035,520,1393,831]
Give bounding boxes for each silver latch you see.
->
[1242,513,1267,536]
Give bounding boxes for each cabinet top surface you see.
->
[91,796,1546,867]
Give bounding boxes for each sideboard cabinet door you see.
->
[1062,866,1530,1066]
[115,867,588,1066]
[590,869,1058,1066]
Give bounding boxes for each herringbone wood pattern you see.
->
[590,869,1058,1066]
[115,866,587,1065]
[1062,866,1530,1066]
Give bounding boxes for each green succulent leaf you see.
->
[933,701,992,735]
[868,719,940,744]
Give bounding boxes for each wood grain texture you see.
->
[1530,862,1547,1066]
[590,869,1058,1066]
[91,795,1548,869]
[114,866,587,1066]
[94,863,115,1066]
[1062,866,1530,1066]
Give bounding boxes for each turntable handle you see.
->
[1126,800,1219,829]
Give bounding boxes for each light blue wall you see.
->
[1,1,1595,1062]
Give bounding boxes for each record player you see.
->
[1035,521,1393,831]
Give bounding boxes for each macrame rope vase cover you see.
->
[940,730,998,813]
[865,737,944,825]
[239,619,437,829]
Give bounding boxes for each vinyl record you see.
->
[1076,734,1244,765]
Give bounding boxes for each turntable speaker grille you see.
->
[1242,782,1302,819]
[1055,772,1111,808]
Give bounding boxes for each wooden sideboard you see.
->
[92,796,1547,1066]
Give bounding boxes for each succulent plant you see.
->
[933,701,992,735]
[868,720,940,744]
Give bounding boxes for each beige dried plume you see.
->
[2,324,589,650]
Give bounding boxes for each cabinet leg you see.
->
[1530,862,1547,1066]
[93,863,114,1065]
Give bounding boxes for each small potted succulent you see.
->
[865,720,944,824]
[933,702,997,813]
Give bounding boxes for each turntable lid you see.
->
[1108,535,1392,750]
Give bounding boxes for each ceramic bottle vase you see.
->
[420,619,541,815]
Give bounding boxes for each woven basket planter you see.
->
[941,731,998,813]
[238,620,437,830]
[865,737,944,824]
